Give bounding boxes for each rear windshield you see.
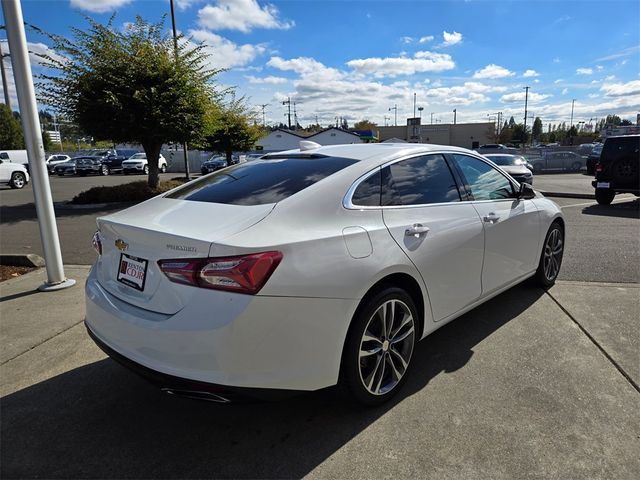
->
[603,136,639,162]
[166,156,357,205]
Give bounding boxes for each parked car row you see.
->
[48,151,168,177]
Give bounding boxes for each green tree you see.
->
[604,114,622,126]
[41,130,52,151]
[37,16,219,188]
[202,99,263,163]
[0,105,25,149]
[508,116,516,128]
[511,123,530,145]
[354,119,377,130]
[620,119,632,126]
[532,117,543,141]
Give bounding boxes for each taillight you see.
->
[595,163,603,173]
[91,231,102,255]
[158,251,282,295]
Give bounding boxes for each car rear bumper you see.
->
[85,266,355,391]
[592,180,640,194]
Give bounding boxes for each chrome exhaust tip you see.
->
[161,388,231,403]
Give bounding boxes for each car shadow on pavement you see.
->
[0,202,127,225]
[1,284,545,479]
[582,199,640,219]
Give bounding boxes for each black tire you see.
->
[78,172,86,177]
[100,165,109,176]
[595,188,615,205]
[534,222,564,288]
[340,287,418,406]
[124,171,129,175]
[571,161,582,172]
[143,165,149,175]
[9,172,26,189]
[160,164,167,173]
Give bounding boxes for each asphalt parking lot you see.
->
[1,170,639,479]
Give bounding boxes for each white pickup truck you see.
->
[0,157,30,189]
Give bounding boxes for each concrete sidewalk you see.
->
[1,268,639,479]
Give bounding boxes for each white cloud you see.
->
[441,31,463,47]
[419,35,434,43]
[198,0,294,33]
[561,88,569,95]
[472,64,515,79]
[576,67,593,75]
[553,57,561,63]
[176,0,204,9]
[70,0,132,12]
[268,56,343,82]
[605,75,616,81]
[596,45,640,62]
[500,92,552,103]
[346,51,455,78]
[523,69,539,77]
[554,79,564,84]
[189,29,266,68]
[596,65,604,71]
[246,75,288,85]
[600,80,640,97]
[588,93,600,99]
[401,36,414,44]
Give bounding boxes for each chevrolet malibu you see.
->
[85,143,565,405]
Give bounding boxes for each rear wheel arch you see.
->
[353,272,426,341]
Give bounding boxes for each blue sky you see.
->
[2,0,639,130]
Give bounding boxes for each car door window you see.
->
[381,154,460,206]
[451,154,515,201]
[351,169,381,207]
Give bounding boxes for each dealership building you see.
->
[376,120,495,149]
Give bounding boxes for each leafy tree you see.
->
[354,119,378,130]
[498,125,513,144]
[511,123,529,145]
[620,119,632,126]
[508,116,516,128]
[604,114,622,126]
[202,99,262,163]
[37,16,219,188]
[0,104,25,149]
[532,117,543,141]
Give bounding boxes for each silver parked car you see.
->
[483,154,534,185]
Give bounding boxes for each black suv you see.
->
[592,135,640,204]
[90,149,140,173]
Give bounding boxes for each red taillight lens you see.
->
[158,251,283,295]
[91,231,102,255]
[595,163,603,173]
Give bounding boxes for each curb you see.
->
[54,201,133,210]
[0,254,46,268]
[539,191,596,200]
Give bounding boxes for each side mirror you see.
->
[518,182,536,200]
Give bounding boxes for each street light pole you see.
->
[570,99,575,129]
[413,92,416,119]
[388,104,397,126]
[523,86,530,148]
[0,39,11,110]
[169,0,190,180]
[453,108,457,125]
[2,0,74,291]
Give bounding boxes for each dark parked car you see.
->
[54,159,77,176]
[529,151,585,173]
[475,144,518,155]
[201,155,227,175]
[586,143,603,175]
[592,135,640,205]
[483,154,534,185]
[89,149,140,173]
[75,156,109,176]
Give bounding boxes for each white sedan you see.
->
[85,142,564,405]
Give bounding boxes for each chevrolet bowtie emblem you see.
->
[115,239,128,251]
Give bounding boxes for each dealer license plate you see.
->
[117,253,148,291]
[596,182,610,189]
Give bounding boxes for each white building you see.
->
[256,127,364,152]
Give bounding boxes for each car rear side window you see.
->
[351,169,381,206]
[381,154,461,206]
[167,156,357,205]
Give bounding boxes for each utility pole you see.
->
[3,0,75,291]
[570,99,575,129]
[282,97,292,129]
[293,101,298,130]
[453,108,457,125]
[388,104,397,126]
[523,86,530,147]
[0,38,11,110]
[384,115,390,127]
[259,104,268,127]
[417,107,423,122]
[430,112,434,125]
[413,92,416,119]
[169,0,190,180]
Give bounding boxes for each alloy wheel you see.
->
[358,299,415,395]
[12,173,25,188]
[543,228,563,282]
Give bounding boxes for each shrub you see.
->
[71,180,186,204]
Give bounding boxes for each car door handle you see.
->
[483,213,500,224]
[405,224,430,237]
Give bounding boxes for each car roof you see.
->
[262,143,477,164]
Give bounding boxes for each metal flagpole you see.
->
[2,0,75,291]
